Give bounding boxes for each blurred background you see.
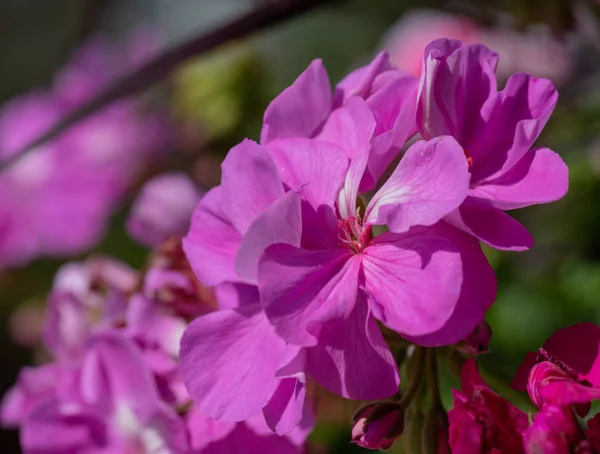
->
[0,0,597,452]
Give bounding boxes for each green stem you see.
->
[399,346,426,408]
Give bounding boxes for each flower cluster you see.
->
[449,322,600,453]
[0,32,171,269]
[178,37,568,450]
[0,236,309,453]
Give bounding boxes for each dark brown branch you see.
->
[0,0,333,172]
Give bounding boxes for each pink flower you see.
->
[380,9,481,77]
[417,39,568,251]
[126,172,202,247]
[351,402,404,450]
[449,359,528,453]
[523,405,582,454]
[0,34,171,269]
[512,323,600,412]
[261,52,420,192]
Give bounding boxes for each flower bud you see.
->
[456,321,491,356]
[351,402,405,450]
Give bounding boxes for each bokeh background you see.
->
[0,0,596,452]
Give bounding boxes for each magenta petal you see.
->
[221,139,284,234]
[179,304,285,421]
[471,73,558,182]
[306,298,399,399]
[266,138,349,211]
[418,39,498,146]
[402,222,496,346]
[511,352,538,391]
[263,378,307,435]
[260,244,359,347]
[470,147,568,210]
[539,380,600,406]
[316,97,375,219]
[187,406,236,450]
[182,187,242,285]
[261,59,332,143]
[81,332,159,421]
[446,197,534,251]
[333,51,391,106]
[363,230,464,338]
[213,282,260,310]
[236,190,302,284]
[365,136,469,233]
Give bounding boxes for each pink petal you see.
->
[362,229,464,338]
[213,283,260,310]
[445,197,534,251]
[259,244,360,347]
[365,136,469,233]
[221,139,284,234]
[182,187,242,285]
[179,305,284,421]
[418,39,498,147]
[266,138,349,211]
[402,222,496,346]
[316,97,375,219]
[261,59,332,144]
[511,352,538,392]
[236,190,303,284]
[470,73,558,183]
[360,74,419,192]
[306,297,400,399]
[470,147,568,210]
[187,406,236,450]
[81,332,159,421]
[263,378,307,435]
[333,51,391,106]
[539,380,600,406]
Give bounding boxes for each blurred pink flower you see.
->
[381,9,572,85]
[380,9,481,77]
[126,172,202,247]
[0,33,171,269]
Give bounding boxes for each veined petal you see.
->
[470,147,568,210]
[182,187,242,286]
[260,245,359,347]
[470,73,557,182]
[445,197,533,251]
[306,297,399,399]
[365,136,469,233]
[362,230,463,337]
[179,304,284,421]
[266,138,349,211]
[402,222,496,346]
[316,97,375,219]
[261,59,332,143]
[221,139,284,234]
[236,190,302,284]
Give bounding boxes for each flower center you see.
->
[338,208,371,254]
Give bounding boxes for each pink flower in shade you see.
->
[512,323,600,414]
[126,172,202,247]
[585,413,600,451]
[187,406,306,454]
[417,39,569,251]
[260,51,420,192]
[18,332,189,454]
[42,257,137,362]
[523,405,583,454]
[380,9,481,77]
[449,359,528,454]
[0,34,171,269]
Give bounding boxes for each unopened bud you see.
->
[351,402,405,450]
[456,321,492,356]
